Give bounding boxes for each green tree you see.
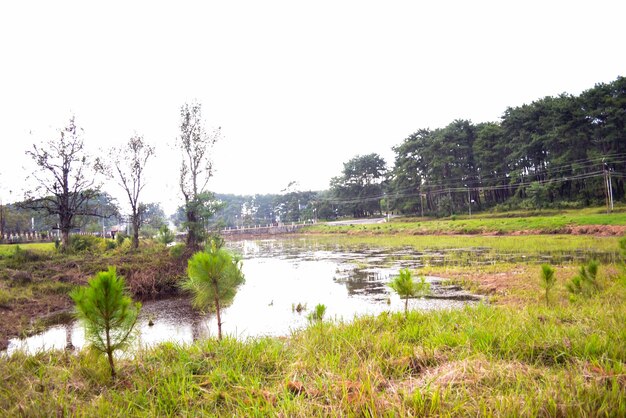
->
[156,224,175,245]
[330,153,387,218]
[388,268,430,317]
[177,102,222,250]
[539,264,556,306]
[70,267,141,377]
[182,243,245,340]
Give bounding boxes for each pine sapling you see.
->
[389,268,430,317]
[70,267,141,378]
[540,264,556,306]
[182,243,245,340]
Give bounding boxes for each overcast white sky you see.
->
[1,0,624,215]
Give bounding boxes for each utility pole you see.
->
[0,199,4,242]
[603,161,612,214]
[386,194,390,222]
[608,167,614,212]
[602,158,609,214]
[467,187,471,218]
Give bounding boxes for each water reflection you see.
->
[6,239,479,355]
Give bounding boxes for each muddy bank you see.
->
[0,249,186,351]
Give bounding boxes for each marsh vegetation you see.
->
[1,209,625,415]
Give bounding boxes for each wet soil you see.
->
[0,249,186,350]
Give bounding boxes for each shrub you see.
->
[115,232,128,247]
[156,225,175,245]
[69,235,105,253]
[567,260,600,297]
[117,238,132,253]
[103,239,117,251]
[169,243,186,259]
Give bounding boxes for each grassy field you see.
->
[302,233,621,255]
[1,209,625,415]
[0,242,55,257]
[1,264,624,416]
[305,205,626,235]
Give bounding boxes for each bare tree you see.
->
[22,117,101,250]
[178,101,221,250]
[104,135,155,249]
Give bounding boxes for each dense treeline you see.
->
[319,76,625,218]
[8,77,622,232]
[183,76,626,223]
[385,76,626,216]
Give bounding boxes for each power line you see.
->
[317,171,609,205]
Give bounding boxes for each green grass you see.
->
[305,205,626,235]
[0,242,55,257]
[1,210,624,415]
[1,273,624,416]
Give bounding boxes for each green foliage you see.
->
[567,260,600,298]
[10,245,42,263]
[181,245,245,340]
[330,153,386,218]
[117,238,132,253]
[156,225,175,245]
[70,267,141,377]
[386,77,626,215]
[526,182,550,209]
[169,243,186,259]
[388,268,430,316]
[69,234,106,253]
[307,303,327,323]
[116,232,128,246]
[104,239,117,251]
[539,264,556,306]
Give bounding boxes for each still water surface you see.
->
[7,239,478,355]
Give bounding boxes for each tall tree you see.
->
[103,135,155,249]
[330,153,387,217]
[389,129,430,214]
[22,117,101,250]
[178,102,221,250]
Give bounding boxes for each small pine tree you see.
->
[566,260,600,297]
[389,268,430,317]
[156,225,175,245]
[540,264,556,306]
[182,243,245,340]
[308,303,327,323]
[70,267,141,377]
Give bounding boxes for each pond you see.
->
[6,239,481,355]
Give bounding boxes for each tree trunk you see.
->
[186,207,200,251]
[61,229,70,251]
[106,328,116,378]
[214,292,222,340]
[404,296,409,317]
[132,217,140,250]
[107,348,116,378]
